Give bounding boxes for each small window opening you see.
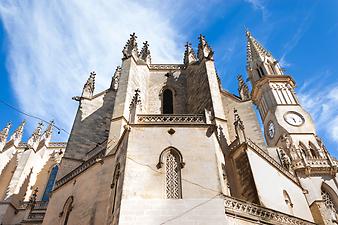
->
[163,89,173,114]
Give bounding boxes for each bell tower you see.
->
[246,30,338,225]
[246,31,321,157]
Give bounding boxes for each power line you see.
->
[127,156,220,194]
[0,98,101,145]
[159,193,222,225]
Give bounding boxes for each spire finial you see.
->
[183,42,197,65]
[197,34,214,61]
[111,66,122,90]
[237,74,250,100]
[122,32,139,60]
[10,120,26,145]
[139,41,151,64]
[44,120,54,139]
[0,122,12,151]
[27,122,43,149]
[82,71,96,98]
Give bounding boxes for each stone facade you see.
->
[0,31,337,225]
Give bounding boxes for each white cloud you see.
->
[244,0,269,20]
[0,0,184,139]
[299,81,338,143]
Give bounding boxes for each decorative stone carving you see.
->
[82,71,96,98]
[122,33,138,60]
[111,66,121,90]
[234,109,246,143]
[10,120,25,146]
[281,133,298,160]
[279,148,291,170]
[139,41,151,64]
[137,114,205,124]
[197,34,214,61]
[0,122,11,151]
[27,122,43,149]
[165,152,181,199]
[183,42,197,65]
[237,74,250,100]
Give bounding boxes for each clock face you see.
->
[267,121,275,139]
[284,112,304,126]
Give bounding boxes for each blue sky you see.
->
[0,0,338,156]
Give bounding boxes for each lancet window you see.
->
[111,163,121,215]
[158,148,183,199]
[283,190,293,215]
[42,165,58,201]
[163,89,174,114]
[60,196,73,225]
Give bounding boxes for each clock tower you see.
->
[246,31,338,224]
[246,30,329,162]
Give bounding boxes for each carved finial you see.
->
[183,42,197,65]
[111,66,122,90]
[237,75,250,100]
[0,122,11,143]
[0,122,11,151]
[44,120,54,140]
[82,71,96,98]
[27,122,43,150]
[197,34,214,61]
[139,41,151,64]
[129,89,142,108]
[122,33,139,60]
[10,120,26,145]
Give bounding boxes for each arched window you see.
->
[309,142,319,158]
[42,165,58,201]
[259,67,264,77]
[299,142,308,158]
[111,164,121,215]
[158,148,183,199]
[283,190,293,215]
[162,89,173,114]
[60,196,73,225]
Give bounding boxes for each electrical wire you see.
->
[0,98,101,145]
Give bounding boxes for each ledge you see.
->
[224,195,315,225]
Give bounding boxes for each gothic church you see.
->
[0,31,337,225]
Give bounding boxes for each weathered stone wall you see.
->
[222,93,265,147]
[146,70,187,114]
[59,89,116,178]
[118,125,226,224]
[247,148,314,221]
[42,131,129,225]
[185,63,212,114]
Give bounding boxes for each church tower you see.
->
[247,31,338,225]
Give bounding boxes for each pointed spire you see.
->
[0,122,11,151]
[237,75,250,100]
[10,120,26,146]
[122,33,139,60]
[139,41,151,64]
[246,30,283,83]
[111,66,122,90]
[246,30,273,67]
[27,122,43,150]
[197,34,214,61]
[82,71,96,98]
[183,42,197,65]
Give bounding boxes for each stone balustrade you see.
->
[224,195,315,225]
[137,114,205,124]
